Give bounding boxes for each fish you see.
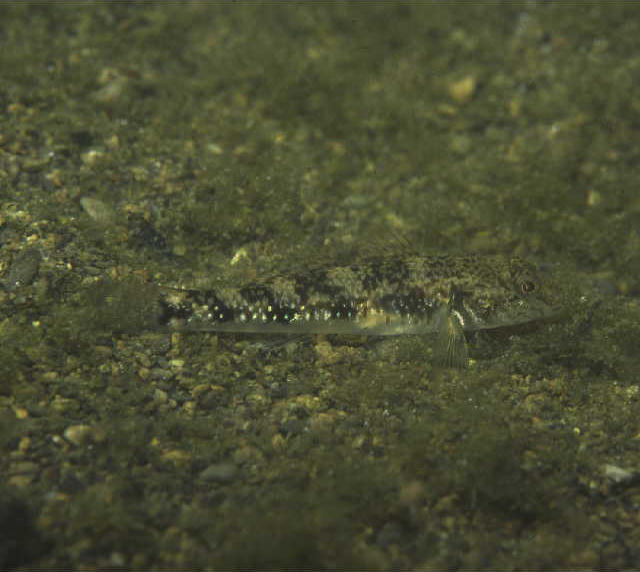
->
[157,254,561,368]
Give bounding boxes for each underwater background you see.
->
[2,3,640,569]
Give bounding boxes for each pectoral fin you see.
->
[433,285,469,369]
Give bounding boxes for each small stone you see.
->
[18,437,31,453]
[106,134,120,149]
[14,408,29,419]
[8,475,33,488]
[586,189,602,207]
[309,412,333,433]
[199,462,238,483]
[50,395,77,413]
[603,463,636,485]
[153,388,168,403]
[230,247,249,266]
[162,449,191,465]
[80,149,106,166]
[448,75,476,103]
[11,461,38,475]
[94,67,128,102]
[5,247,41,290]
[64,424,103,446]
[207,142,223,155]
[80,196,116,224]
[271,433,286,451]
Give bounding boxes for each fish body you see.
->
[158,254,560,367]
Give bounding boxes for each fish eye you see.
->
[520,280,536,293]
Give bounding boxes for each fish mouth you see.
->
[467,301,565,332]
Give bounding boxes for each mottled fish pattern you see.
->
[158,254,560,368]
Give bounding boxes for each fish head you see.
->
[463,256,565,331]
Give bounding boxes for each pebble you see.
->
[64,424,104,446]
[161,449,191,465]
[603,463,637,485]
[8,475,34,488]
[199,462,238,483]
[448,75,476,103]
[8,461,39,488]
[5,247,41,290]
[80,196,116,225]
